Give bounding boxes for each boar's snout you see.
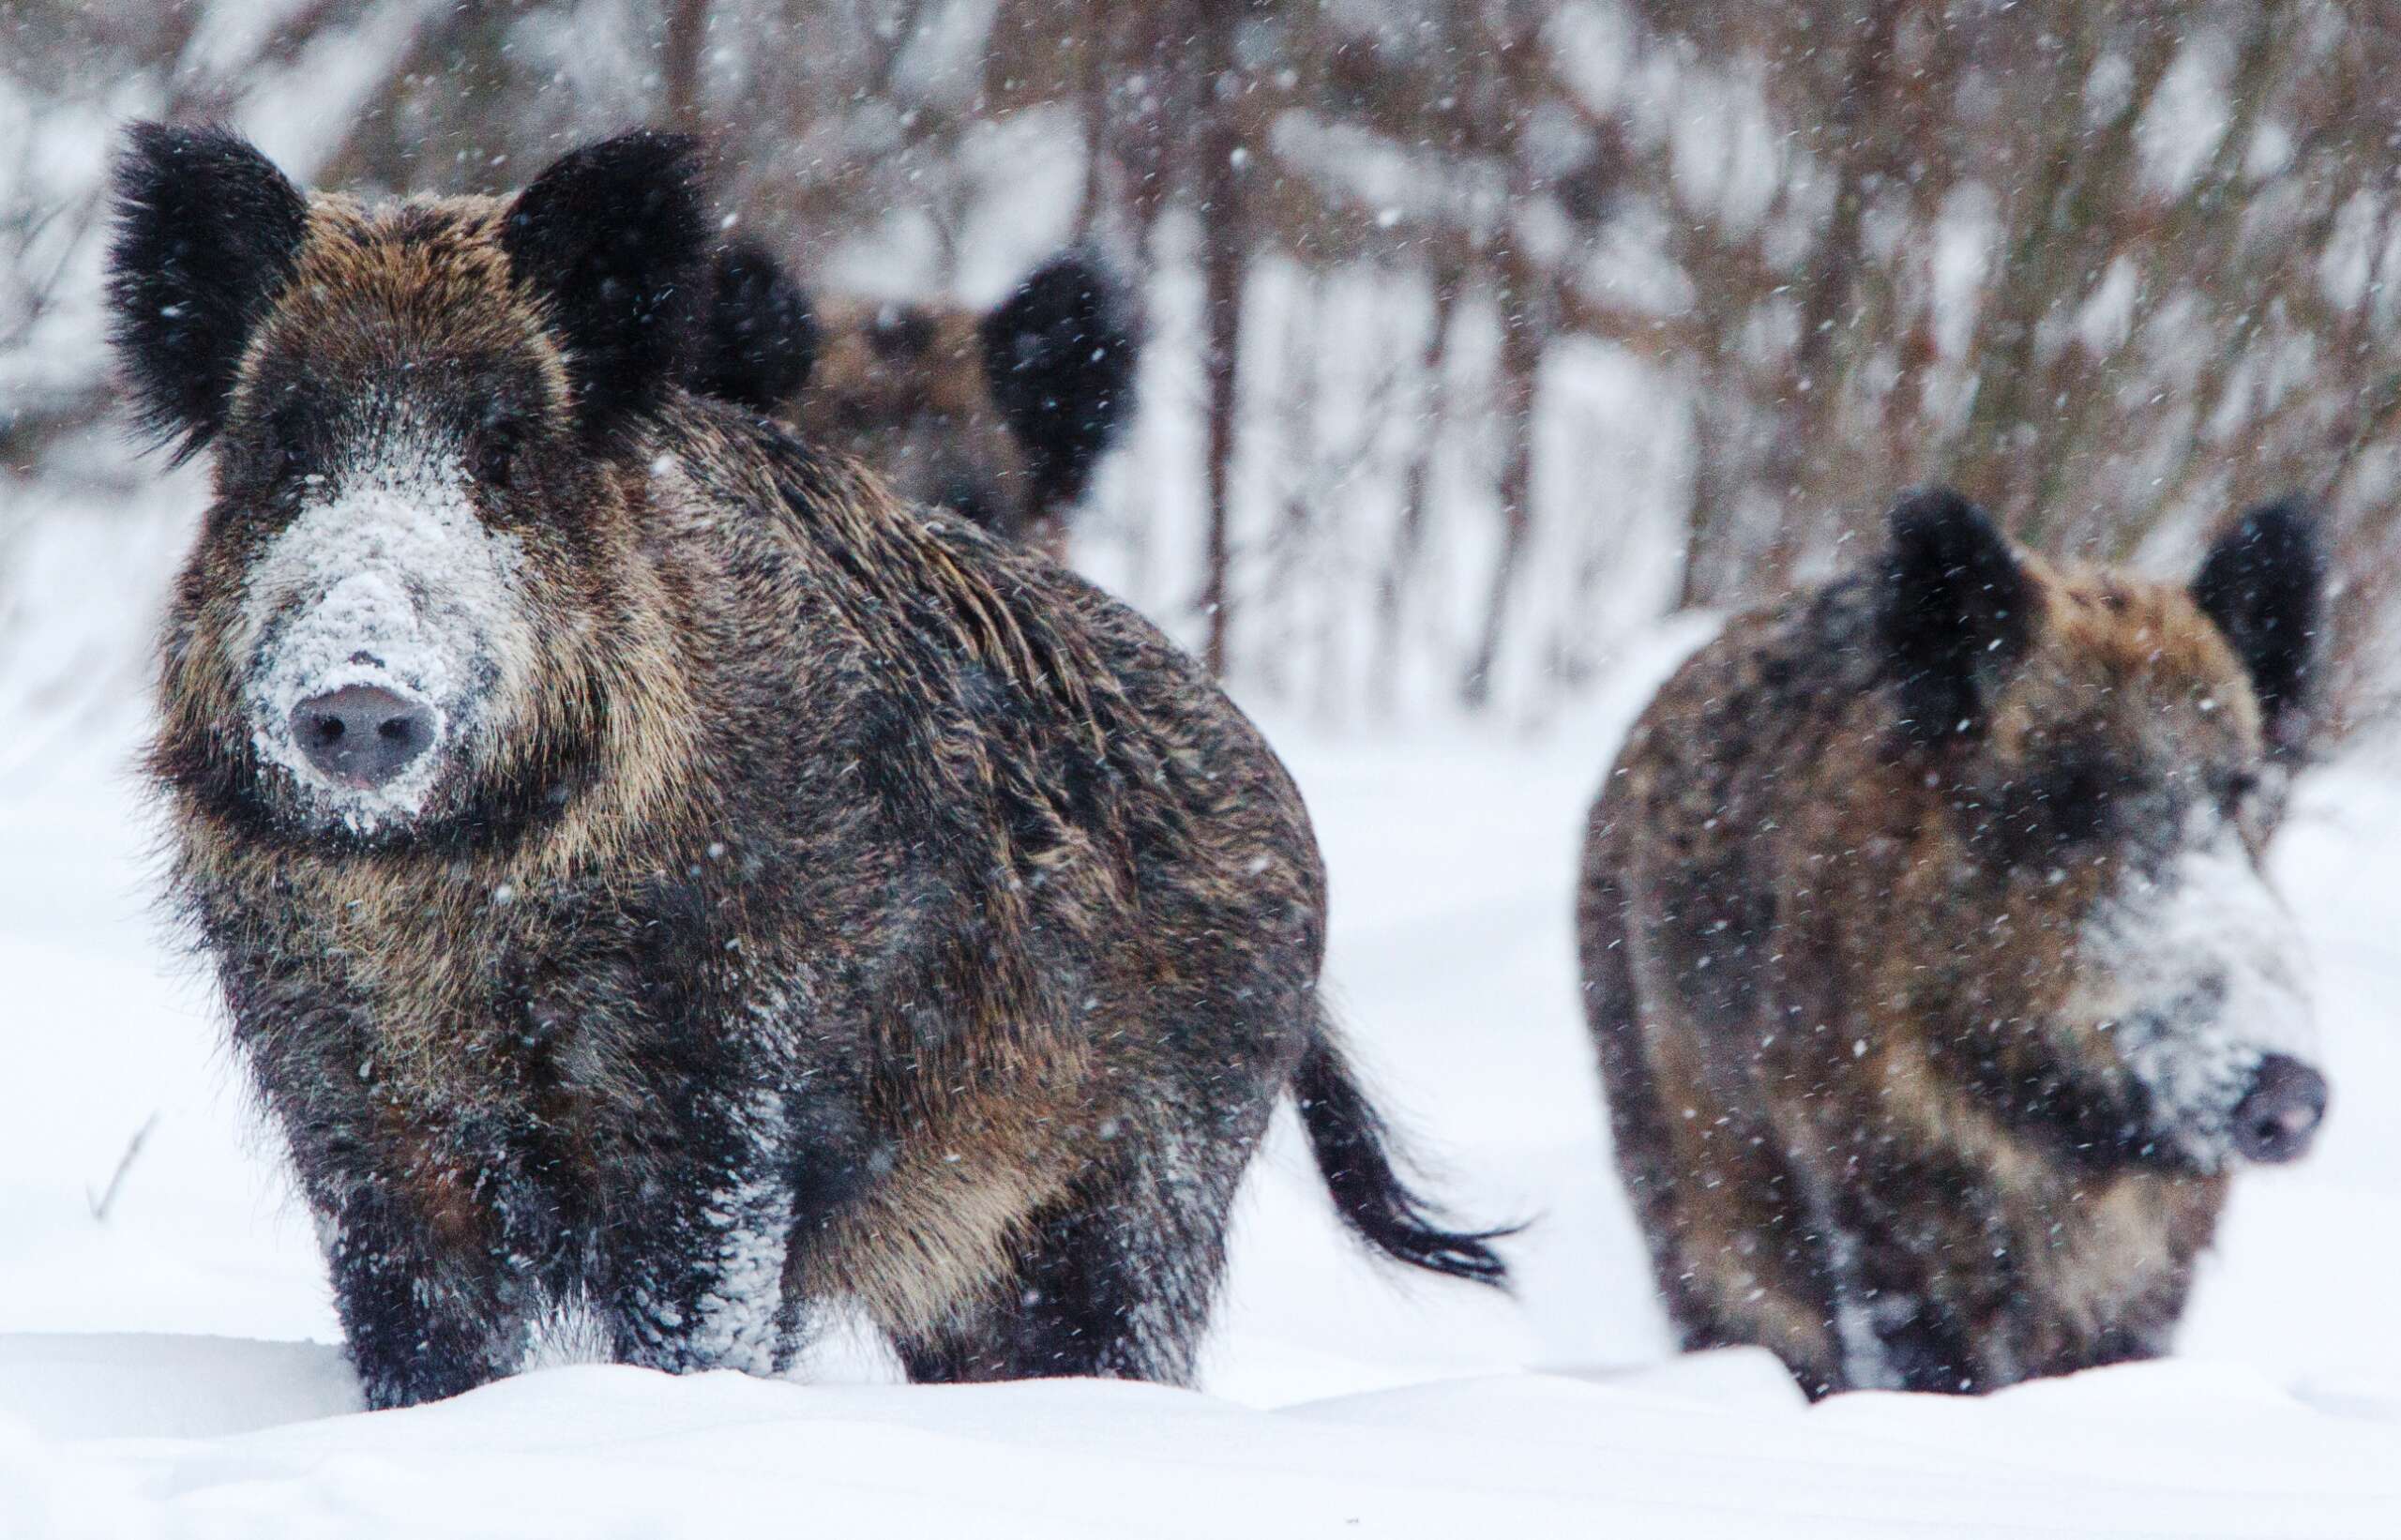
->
[291,685,437,790]
[2229,1052,2328,1165]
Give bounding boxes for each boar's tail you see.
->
[1291,1022,1514,1290]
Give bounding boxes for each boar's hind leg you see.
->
[893,1127,1246,1386]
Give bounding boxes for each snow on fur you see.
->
[2073,811,2316,1170]
[235,421,532,832]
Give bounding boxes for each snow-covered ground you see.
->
[5,615,2401,1535]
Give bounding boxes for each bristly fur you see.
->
[978,250,1141,512]
[1582,489,2322,1398]
[1879,486,2036,741]
[687,245,1142,555]
[500,130,708,437]
[106,125,1502,1411]
[691,240,816,413]
[2191,498,2320,755]
[107,123,310,462]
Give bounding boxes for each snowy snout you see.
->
[243,564,470,829]
[2077,830,2322,1170]
[234,453,533,834]
[289,681,439,791]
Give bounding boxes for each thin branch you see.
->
[86,1113,159,1225]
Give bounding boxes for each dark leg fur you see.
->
[219,946,545,1411]
[1583,868,1752,1354]
[598,1085,801,1377]
[1821,1158,2189,1395]
[1833,1208,1993,1396]
[1584,864,1847,1395]
[893,1209,1193,1384]
[324,1194,539,1412]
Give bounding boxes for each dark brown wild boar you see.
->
[690,240,1139,560]
[1580,488,2323,1397]
[107,124,1501,1410]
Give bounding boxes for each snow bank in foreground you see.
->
[4,1343,2396,1538]
[4,622,2401,1534]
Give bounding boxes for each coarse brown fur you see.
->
[799,295,1032,529]
[1580,489,2322,1397]
[112,125,1500,1410]
[695,246,1140,561]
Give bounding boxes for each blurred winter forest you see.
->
[5,0,2400,727]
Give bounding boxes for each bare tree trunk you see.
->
[1460,214,1543,708]
[1458,12,1549,708]
[1946,13,2171,539]
[1372,263,1462,717]
[661,0,712,137]
[1071,0,1108,241]
[1675,369,1733,612]
[1755,0,1904,585]
[1195,1,1245,677]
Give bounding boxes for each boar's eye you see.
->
[471,410,529,492]
[2212,765,2262,819]
[246,396,322,491]
[2024,756,2123,848]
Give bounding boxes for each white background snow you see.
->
[4,526,2401,1535]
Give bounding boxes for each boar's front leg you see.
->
[249,1007,544,1410]
[596,1071,834,1378]
[318,1185,541,1411]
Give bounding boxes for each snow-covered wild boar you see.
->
[1579,488,2325,1397]
[688,240,1140,558]
[108,123,1502,1411]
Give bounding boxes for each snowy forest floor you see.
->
[5,627,2401,1537]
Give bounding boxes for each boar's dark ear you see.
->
[503,130,708,436]
[687,239,816,412]
[979,249,1141,508]
[106,123,309,462]
[2193,498,2321,750]
[1879,486,2036,743]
